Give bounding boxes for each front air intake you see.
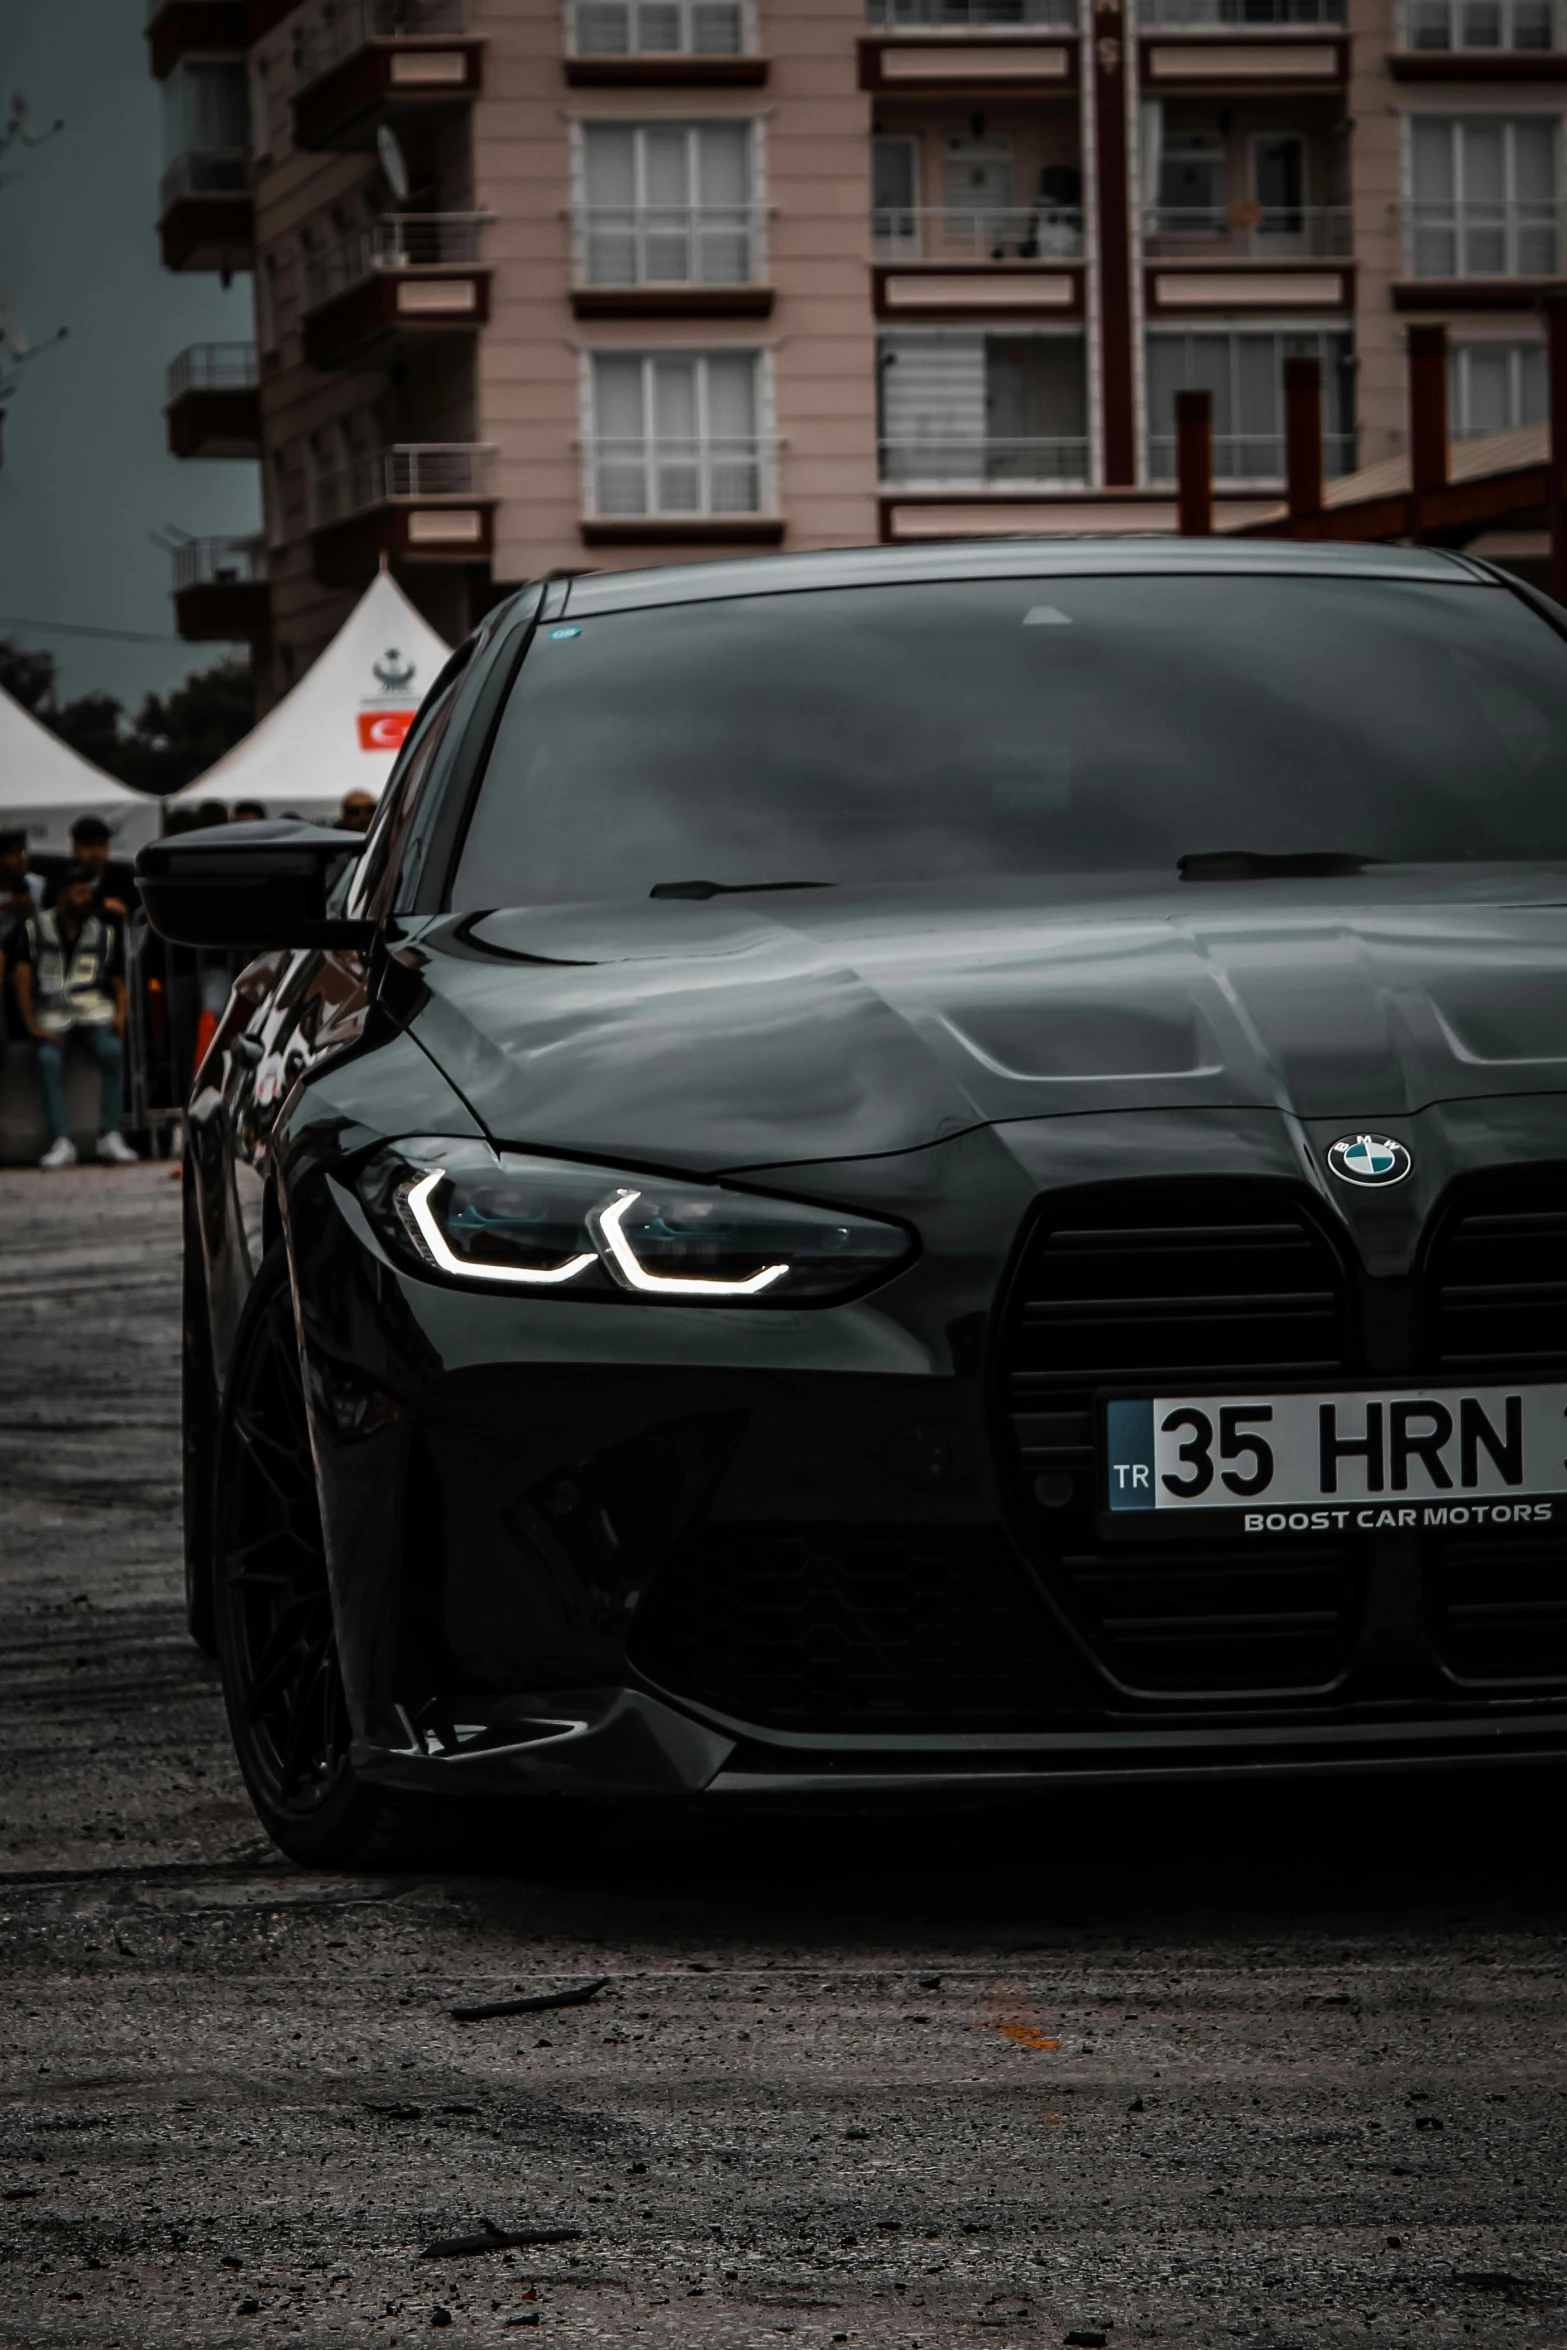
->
[995,1181,1364,1700]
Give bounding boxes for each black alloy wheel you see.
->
[213,1244,427,1867]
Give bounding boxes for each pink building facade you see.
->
[149,0,1567,702]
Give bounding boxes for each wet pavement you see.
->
[2,1160,1565,2349]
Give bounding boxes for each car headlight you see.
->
[356,1141,914,1307]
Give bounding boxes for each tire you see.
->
[212,1240,435,1868]
[181,1172,219,1659]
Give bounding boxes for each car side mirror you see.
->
[135,820,376,952]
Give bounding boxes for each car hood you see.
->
[404,866,1567,1173]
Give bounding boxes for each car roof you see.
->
[561,535,1490,619]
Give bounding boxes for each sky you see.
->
[0,0,261,708]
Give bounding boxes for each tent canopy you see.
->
[0,684,161,859]
[172,571,452,822]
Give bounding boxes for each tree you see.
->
[0,637,254,795]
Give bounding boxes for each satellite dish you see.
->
[377,124,410,204]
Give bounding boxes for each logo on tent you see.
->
[359,644,420,752]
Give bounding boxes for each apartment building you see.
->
[147,0,1567,703]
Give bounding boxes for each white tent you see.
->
[169,570,452,824]
[0,684,162,859]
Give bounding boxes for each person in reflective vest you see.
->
[9,867,137,1170]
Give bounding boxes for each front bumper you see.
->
[290,1101,1567,1807]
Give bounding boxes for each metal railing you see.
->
[1141,203,1352,256]
[303,213,488,308]
[1138,0,1346,22]
[1400,0,1561,45]
[569,0,753,52]
[159,149,250,207]
[878,436,1091,485]
[310,441,493,526]
[296,0,470,80]
[1404,200,1562,278]
[867,0,1080,25]
[574,205,767,286]
[586,434,778,518]
[873,203,1084,260]
[167,343,259,399]
[172,536,265,591]
[1145,429,1356,480]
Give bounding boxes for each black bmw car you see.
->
[141,537,1567,1865]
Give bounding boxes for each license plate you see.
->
[1100,1383,1567,1535]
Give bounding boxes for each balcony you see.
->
[308,443,495,584]
[172,537,270,641]
[581,434,783,545]
[302,214,490,366]
[872,204,1085,317]
[572,205,772,317]
[1143,201,1350,255]
[1395,199,1563,303]
[878,435,1090,486]
[292,0,483,152]
[1139,0,1344,20]
[867,1,1079,21]
[165,342,261,457]
[157,149,253,272]
[1392,0,1567,73]
[1145,427,1355,481]
[565,0,767,83]
[145,1,247,79]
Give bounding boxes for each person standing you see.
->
[42,816,134,918]
[0,830,45,924]
[10,867,137,1169]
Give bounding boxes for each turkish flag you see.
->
[358,709,416,753]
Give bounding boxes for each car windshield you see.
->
[451,575,1567,907]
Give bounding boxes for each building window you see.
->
[873,134,921,247]
[578,122,761,284]
[1402,0,1559,50]
[569,1,751,54]
[586,351,772,515]
[1145,329,1355,482]
[877,329,1089,485]
[1153,131,1227,235]
[1451,339,1548,434]
[1408,117,1559,277]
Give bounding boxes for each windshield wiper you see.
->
[1177,850,1385,884]
[649,878,836,902]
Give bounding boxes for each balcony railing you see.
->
[867,0,1079,24]
[873,203,1084,261]
[1400,0,1562,45]
[879,436,1090,486]
[167,342,259,400]
[310,441,494,527]
[172,535,264,592]
[303,213,488,309]
[586,434,779,518]
[1138,0,1346,24]
[1145,430,1356,481]
[1404,200,1562,277]
[1141,203,1352,257]
[297,0,471,81]
[573,205,766,287]
[159,149,250,207]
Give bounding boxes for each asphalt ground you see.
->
[2,1160,1566,2350]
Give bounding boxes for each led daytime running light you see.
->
[403,1171,597,1287]
[588,1186,790,1298]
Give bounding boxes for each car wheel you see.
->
[181,1171,219,1659]
[213,1241,434,1869]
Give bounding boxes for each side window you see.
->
[345,683,461,920]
